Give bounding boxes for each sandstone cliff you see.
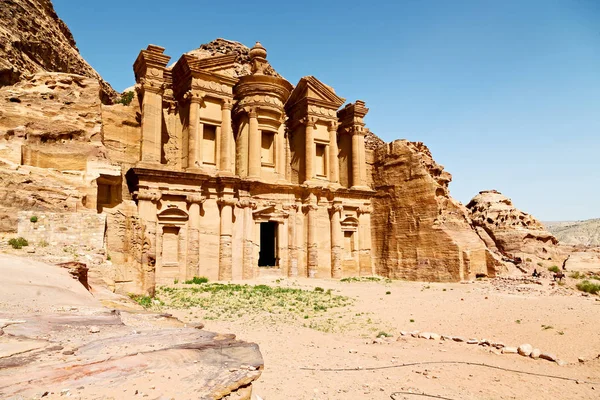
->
[467,190,559,262]
[371,140,502,281]
[0,0,116,102]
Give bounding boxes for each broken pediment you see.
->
[285,76,346,115]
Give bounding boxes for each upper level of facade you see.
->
[133,42,371,190]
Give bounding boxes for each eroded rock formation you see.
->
[467,190,559,262]
[0,254,263,399]
[371,140,502,281]
[0,0,116,102]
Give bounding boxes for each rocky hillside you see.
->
[467,190,560,263]
[544,219,600,247]
[0,0,116,102]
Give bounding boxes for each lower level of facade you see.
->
[128,166,374,294]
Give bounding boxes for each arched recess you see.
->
[340,216,359,276]
[155,207,189,285]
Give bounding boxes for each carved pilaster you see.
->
[329,203,343,279]
[303,202,319,278]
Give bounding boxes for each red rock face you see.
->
[0,0,116,102]
[371,140,502,282]
[467,190,559,261]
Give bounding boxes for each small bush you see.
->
[548,266,561,274]
[106,253,112,261]
[410,319,415,323]
[116,91,134,106]
[30,216,38,223]
[38,239,49,247]
[8,237,28,249]
[377,331,392,338]
[385,291,391,295]
[537,262,544,267]
[173,278,179,284]
[184,276,208,285]
[576,280,600,295]
[525,258,532,262]
[314,287,324,292]
[569,271,584,279]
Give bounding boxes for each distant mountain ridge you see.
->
[543,218,600,247]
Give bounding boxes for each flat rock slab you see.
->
[0,315,263,399]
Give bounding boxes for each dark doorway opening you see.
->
[259,221,278,267]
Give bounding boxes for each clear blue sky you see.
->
[53,0,600,221]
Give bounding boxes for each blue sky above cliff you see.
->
[53,0,600,221]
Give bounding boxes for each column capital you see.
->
[136,190,162,202]
[217,197,238,208]
[329,203,344,216]
[186,194,206,205]
[221,98,234,110]
[282,203,299,212]
[236,198,258,209]
[246,107,258,119]
[327,120,340,132]
[302,203,319,213]
[300,116,318,128]
[358,205,372,215]
[184,90,206,105]
[136,78,165,95]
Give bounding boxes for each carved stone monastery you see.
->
[130,42,376,292]
[5,39,561,296]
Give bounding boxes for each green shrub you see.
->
[576,280,600,295]
[8,237,28,249]
[314,287,324,292]
[116,91,134,106]
[30,216,38,223]
[569,271,584,279]
[385,291,391,295]
[525,258,532,262]
[184,276,209,285]
[548,265,561,274]
[377,331,392,338]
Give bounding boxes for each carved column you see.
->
[358,205,373,276]
[329,203,343,278]
[136,190,161,295]
[276,121,286,178]
[328,121,339,184]
[186,92,204,168]
[133,45,170,164]
[248,108,261,178]
[303,201,319,278]
[359,130,367,186]
[286,204,299,277]
[304,118,316,183]
[237,197,257,279]
[220,99,233,173]
[186,194,205,280]
[351,127,361,187]
[138,82,164,163]
[218,197,237,280]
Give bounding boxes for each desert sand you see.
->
[166,275,600,400]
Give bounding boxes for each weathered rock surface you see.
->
[467,190,559,262]
[185,38,282,78]
[544,218,600,247]
[371,140,502,281]
[0,0,116,102]
[0,254,263,399]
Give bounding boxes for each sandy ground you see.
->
[167,276,600,400]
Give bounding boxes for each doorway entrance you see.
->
[259,221,278,267]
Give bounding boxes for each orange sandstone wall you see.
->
[371,140,500,281]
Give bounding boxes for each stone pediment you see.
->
[285,76,346,113]
[171,54,238,98]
